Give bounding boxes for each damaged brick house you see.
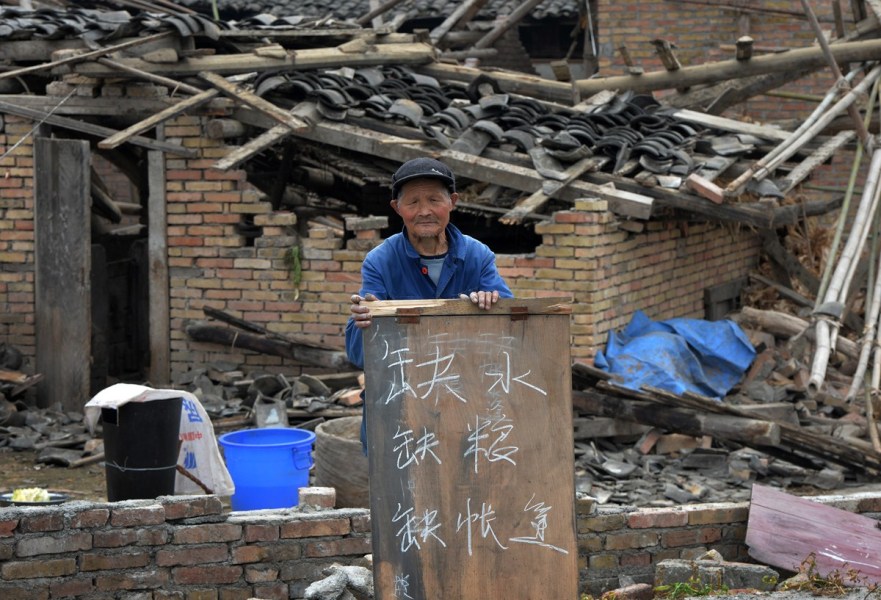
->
[0,0,875,416]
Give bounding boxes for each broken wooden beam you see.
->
[499,156,602,224]
[416,62,574,105]
[0,31,174,81]
[199,71,308,132]
[0,98,195,157]
[739,306,859,359]
[98,88,219,150]
[67,43,437,78]
[214,102,319,171]
[572,37,881,97]
[185,321,352,370]
[573,388,782,446]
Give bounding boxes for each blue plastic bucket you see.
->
[218,428,316,511]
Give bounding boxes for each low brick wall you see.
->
[3,489,880,598]
[0,495,371,599]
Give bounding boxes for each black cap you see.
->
[391,157,456,199]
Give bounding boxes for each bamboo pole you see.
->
[809,148,881,394]
[799,0,874,152]
[726,64,881,195]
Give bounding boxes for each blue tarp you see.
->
[594,311,756,401]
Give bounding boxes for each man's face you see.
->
[391,178,458,240]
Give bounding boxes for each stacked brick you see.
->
[0,493,371,599]
[0,115,36,360]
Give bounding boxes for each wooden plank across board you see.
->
[746,484,881,583]
[362,297,577,600]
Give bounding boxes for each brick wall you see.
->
[496,200,762,363]
[0,494,371,599]
[2,489,879,598]
[0,115,36,363]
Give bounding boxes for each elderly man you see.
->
[345,157,513,449]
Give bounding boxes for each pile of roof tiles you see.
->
[255,65,706,178]
[176,0,580,22]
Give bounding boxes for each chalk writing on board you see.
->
[456,497,508,556]
[393,425,442,469]
[393,502,447,553]
[381,342,417,404]
[394,573,414,599]
[416,343,466,404]
[508,493,569,554]
[464,412,518,473]
[485,350,547,396]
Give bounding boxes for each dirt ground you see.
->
[0,448,107,503]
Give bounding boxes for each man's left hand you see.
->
[459,290,500,310]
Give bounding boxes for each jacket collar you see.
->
[401,224,465,260]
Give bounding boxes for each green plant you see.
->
[779,553,881,597]
[284,245,302,300]
[654,577,728,599]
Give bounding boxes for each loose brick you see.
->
[2,557,76,579]
[298,487,335,509]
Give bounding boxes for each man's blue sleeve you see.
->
[344,253,388,370]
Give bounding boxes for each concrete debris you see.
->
[304,563,373,600]
[655,556,779,593]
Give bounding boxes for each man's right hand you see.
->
[350,293,378,329]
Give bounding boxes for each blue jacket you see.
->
[345,224,512,369]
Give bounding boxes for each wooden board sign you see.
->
[362,298,578,600]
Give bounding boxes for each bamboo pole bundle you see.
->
[725,65,881,195]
